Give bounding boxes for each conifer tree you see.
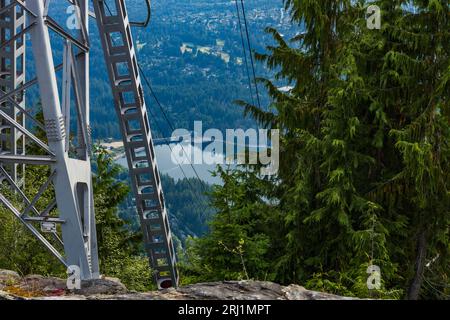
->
[191,0,450,299]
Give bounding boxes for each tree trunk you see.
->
[407,229,427,300]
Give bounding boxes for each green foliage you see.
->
[162,175,215,242]
[179,167,282,283]
[0,166,65,277]
[188,0,450,299]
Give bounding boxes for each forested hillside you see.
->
[24,0,293,139]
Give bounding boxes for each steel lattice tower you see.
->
[0,0,26,186]
[0,0,178,288]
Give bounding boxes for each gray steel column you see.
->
[26,0,98,279]
[0,0,26,185]
[79,0,100,279]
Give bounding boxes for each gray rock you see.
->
[175,281,285,300]
[0,269,21,288]
[0,269,358,300]
[73,277,128,296]
[20,274,66,294]
[282,284,355,300]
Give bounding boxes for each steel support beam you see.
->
[0,154,56,165]
[25,0,99,279]
[93,0,179,289]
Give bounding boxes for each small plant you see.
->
[219,239,249,281]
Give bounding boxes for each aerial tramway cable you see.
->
[234,0,255,107]
[239,0,262,109]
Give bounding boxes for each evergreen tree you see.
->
[190,0,450,299]
[179,167,280,284]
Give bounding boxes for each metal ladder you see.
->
[92,0,179,289]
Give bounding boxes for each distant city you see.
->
[84,0,296,140]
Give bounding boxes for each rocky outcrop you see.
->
[74,277,128,296]
[0,270,21,289]
[0,269,356,300]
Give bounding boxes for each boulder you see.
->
[73,277,128,296]
[20,274,66,295]
[282,284,355,300]
[174,281,285,300]
[0,269,21,289]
